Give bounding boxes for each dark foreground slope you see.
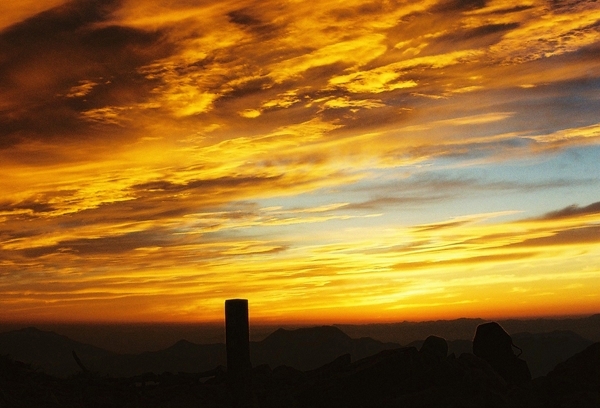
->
[1,339,598,407]
[0,327,117,377]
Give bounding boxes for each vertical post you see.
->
[225,298,251,373]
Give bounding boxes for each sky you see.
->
[1,0,599,325]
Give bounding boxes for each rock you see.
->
[473,322,531,385]
[419,335,448,361]
[473,322,514,360]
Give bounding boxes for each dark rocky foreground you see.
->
[1,337,598,407]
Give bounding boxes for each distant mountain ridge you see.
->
[1,322,596,380]
[2,314,596,354]
[336,313,600,344]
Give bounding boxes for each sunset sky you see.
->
[1,0,599,325]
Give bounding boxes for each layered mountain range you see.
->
[0,321,594,379]
[1,319,599,407]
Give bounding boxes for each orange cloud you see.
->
[1,0,599,324]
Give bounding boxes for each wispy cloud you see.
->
[539,201,600,220]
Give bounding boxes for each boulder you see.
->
[473,322,531,385]
[419,335,448,361]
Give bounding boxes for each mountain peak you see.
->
[167,339,198,351]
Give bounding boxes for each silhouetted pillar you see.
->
[225,299,251,373]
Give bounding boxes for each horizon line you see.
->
[0,312,598,327]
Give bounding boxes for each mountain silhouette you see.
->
[0,321,595,379]
[511,330,593,378]
[251,325,400,371]
[0,327,116,377]
[106,339,227,377]
[541,342,600,406]
[336,314,600,345]
[0,325,599,407]
[0,325,399,377]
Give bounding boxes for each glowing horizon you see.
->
[1,0,599,324]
